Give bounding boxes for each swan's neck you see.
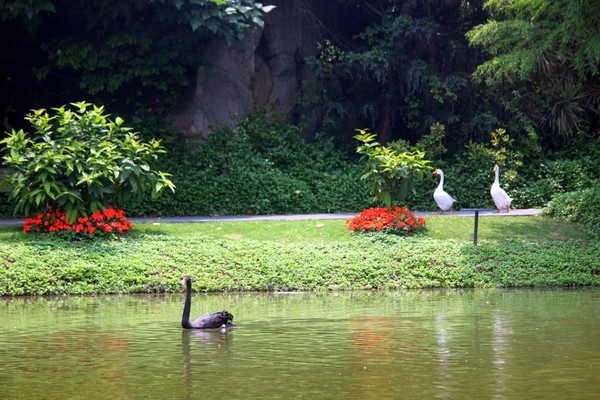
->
[182,280,192,329]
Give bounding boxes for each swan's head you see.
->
[220,310,234,322]
[181,275,191,284]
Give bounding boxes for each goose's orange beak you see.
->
[433,169,438,175]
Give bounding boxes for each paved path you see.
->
[0,208,543,226]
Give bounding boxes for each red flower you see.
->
[346,207,426,236]
[22,206,133,238]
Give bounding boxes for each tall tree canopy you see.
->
[1,0,597,146]
[301,0,598,146]
[0,0,273,130]
[466,0,600,137]
[301,0,489,146]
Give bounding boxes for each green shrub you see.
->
[408,127,600,211]
[354,128,432,207]
[0,102,174,221]
[125,115,372,216]
[543,184,600,237]
[44,111,595,218]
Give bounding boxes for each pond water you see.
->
[1,289,599,399]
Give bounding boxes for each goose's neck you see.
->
[437,172,445,189]
[494,168,500,185]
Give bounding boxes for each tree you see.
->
[0,0,274,129]
[302,0,489,145]
[466,0,600,137]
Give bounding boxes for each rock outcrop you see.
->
[172,0,334,141]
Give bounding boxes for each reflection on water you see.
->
[1,289,599,399]
[181,328,235,400]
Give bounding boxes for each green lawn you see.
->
[0,215,597,295]
[128,215,588,244]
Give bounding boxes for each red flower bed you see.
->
[23,206,133,238]
[346,206,426,236]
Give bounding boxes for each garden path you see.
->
[0,208,542,226]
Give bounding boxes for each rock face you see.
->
[172,0,333,141]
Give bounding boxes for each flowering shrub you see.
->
[23,206,133,239]
[1,102,174,222]
[346,206,426,236]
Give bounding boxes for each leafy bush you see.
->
[0,102,174,222]
[126,115,372,216]
[543,184,600,237]
[406,127,600,212]
[354,128,432,207]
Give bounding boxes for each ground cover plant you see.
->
[0,216,597,295]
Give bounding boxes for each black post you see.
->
[473,209,479,246]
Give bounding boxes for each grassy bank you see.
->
[0,216,598,295]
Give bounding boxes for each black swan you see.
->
[181,275,235,329]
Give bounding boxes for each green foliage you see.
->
[126,113,371,216]
[301,1,487,143]
[466,0,600,138]
[0,0,54,22]
[468,0,600,80]
[104,118,599,217]
[465,128,523,180]
[0,102,174,221]
[0,223,597,295]
[354,128,432,207]
[2,0,273,122]
[544,183,600,237]
[414,122,448,161]
[41,0,271,97]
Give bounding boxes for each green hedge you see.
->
[544,183,600,237]
[2,113,598,218]
[125,117,373,216]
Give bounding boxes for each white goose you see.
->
[433,168,456,214]
[490,164,512,213]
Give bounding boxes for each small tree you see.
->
[354,128,431,207]
[1,101,175,222]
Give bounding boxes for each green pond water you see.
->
[1,289,599,399]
